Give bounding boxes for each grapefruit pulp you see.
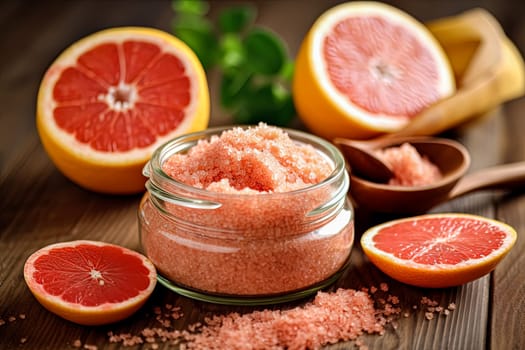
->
[293,1,455,140]
[360,213,517,288]
[37,27,210,194]
[23,240,157,325]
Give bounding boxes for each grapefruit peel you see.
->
[360,213,517,288]
[23,240,157,326]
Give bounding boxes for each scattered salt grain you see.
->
[108,287,407,349]
[72,339,82,348]
[105,286,457,349]
[375,143,442,186]
[419,297,456,319]
[0,319,5,326]
[425,312,435,320]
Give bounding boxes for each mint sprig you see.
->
[171,0,295,126]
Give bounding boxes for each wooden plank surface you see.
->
[1,1,524,349]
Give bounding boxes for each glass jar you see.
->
[138,126,354,305]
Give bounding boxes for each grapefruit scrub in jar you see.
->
[138,124,354,305]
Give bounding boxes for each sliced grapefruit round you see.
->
[360,213,517,288]
[293,1,455,140]
[37,27,210,194]
[23,240,157,326]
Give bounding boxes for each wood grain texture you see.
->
[1,0,524,349]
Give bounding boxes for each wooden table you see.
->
[1,1,524,349]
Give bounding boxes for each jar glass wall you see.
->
[138,126,354,305]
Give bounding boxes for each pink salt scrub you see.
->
[374,143,443,186]
[162,123,332,193]
[106,286,456,349]
[185,288,385,349]
[140,124,354,296]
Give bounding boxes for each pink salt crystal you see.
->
[163,123,332,193]
[72,339,82,348]
[387,295,399,304]
[184,288,389,349]
[374,143,442,186]
[106,288,406,349]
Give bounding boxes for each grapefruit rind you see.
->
[293,1,455,140]
[36,27,210,194]
[360,213,517,288]
[23,240,157,326]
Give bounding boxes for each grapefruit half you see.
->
[37,27,210,194]
[23,240,157,325]
[360,213,517,288]
[293,1,455,140]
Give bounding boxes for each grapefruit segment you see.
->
[37,27,210,194]
[24,240,157,326]
[293,1,455,140]
[360,213,517,288]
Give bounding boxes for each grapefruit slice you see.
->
[23,240,157,325]
[360,213,517,288]
[37,27,210,194]
[293,1,455,140]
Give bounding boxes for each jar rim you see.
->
[145,125,348,200]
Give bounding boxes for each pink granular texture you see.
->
[141,124,353,295]
[162,123,332,193]
[106,286,456,349]
[374,143,442,186]
[108,287,404,349]
[185,289,385,349]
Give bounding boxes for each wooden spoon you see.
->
[350,154,525,214]
[333,137,395,183]
[333,136,465,184]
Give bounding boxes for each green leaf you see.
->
[243,28,287,76]
[220,71,252,109]
[218,5,256,33]
[172,16,217,69]
[218,34,245,72]
[232,83,295,126]
[172,0,209,16]
[279,60,295,83]
[170,1,297,126]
